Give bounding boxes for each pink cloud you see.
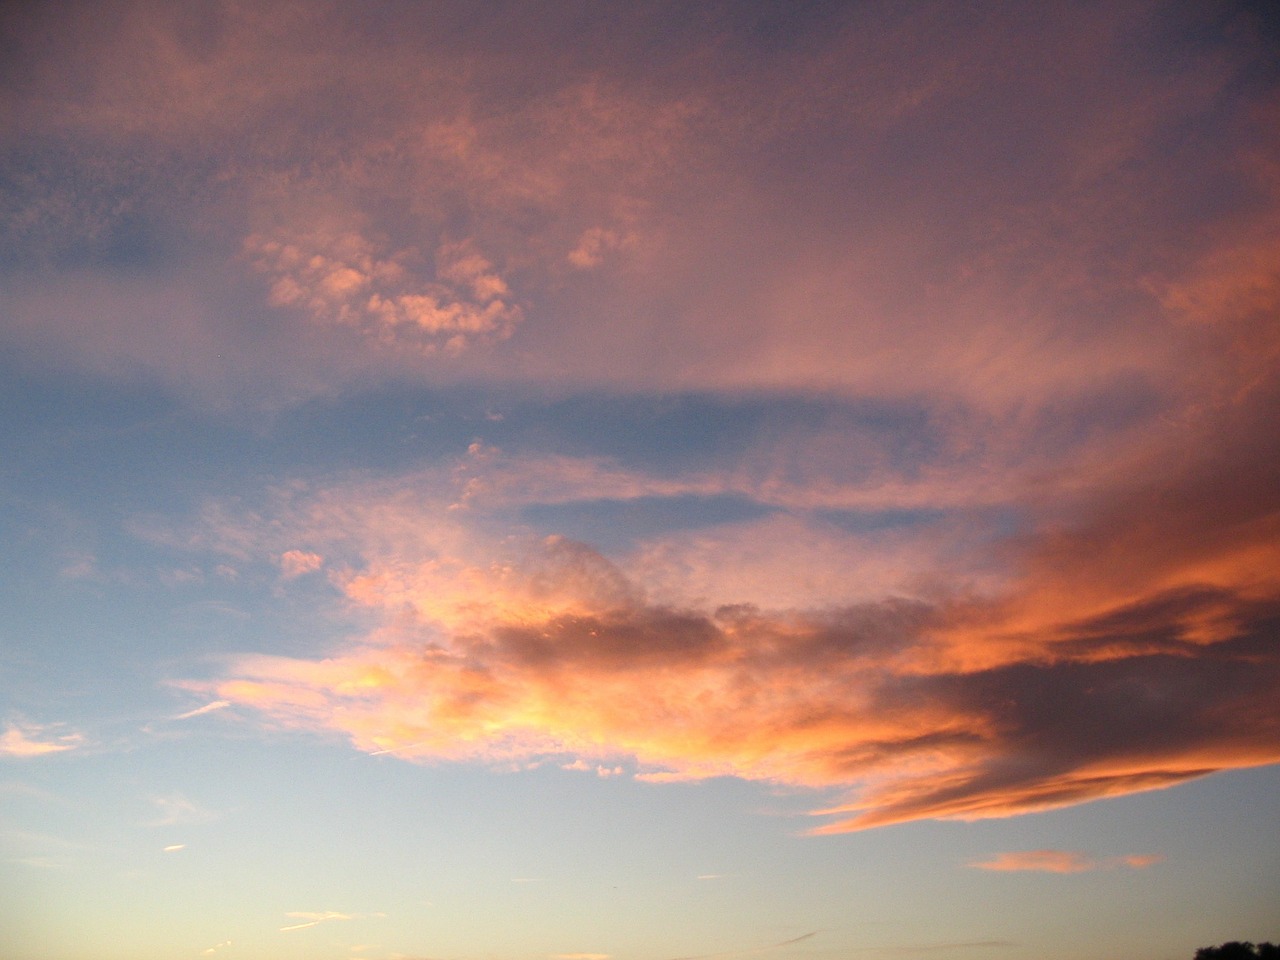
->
[969,850,1164,873]
[5,3,1273,414]
[244,231,522,356]
[279,550,324,579]
[0,723,84,759]
[167,336,1280,830]
[19,1,1269,830]
[188,462,1280,830]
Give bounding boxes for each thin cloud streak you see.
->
[279,911,354,932]
[172,701,231,721]
[146,793,218,827]
[870,942,1017,956]
[968,850,1163,874]
[667,931,818,960]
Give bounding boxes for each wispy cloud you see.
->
[968,850,1164,873]
[279,910,385,932]
[668,931,818,960]
[172,701,231,721]
[147,792,218,827]
[279,911,354,932]
[0,722,83,759]
[870,941,1017,955]
[6,855,67,869]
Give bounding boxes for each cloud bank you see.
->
[6,1,1275,831]
[177,362,1280,830]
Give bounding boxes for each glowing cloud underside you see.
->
[192,365,1280,830]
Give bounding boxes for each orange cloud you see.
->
[244,230,521,355]
[968,850,1163,873]
[172,344,1280,831]
[193,513,1280,830]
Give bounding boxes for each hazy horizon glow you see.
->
[2,3,1278,960]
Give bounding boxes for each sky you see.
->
[1,2,1279,959]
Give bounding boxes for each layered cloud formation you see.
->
[5,2,1278,831]
[172,354,1280,829]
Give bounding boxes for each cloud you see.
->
[6,855,66,870]
[244,231,522,356]
[667,932,818,960]
[562,759,625,778]
[172,700,231,721]
[163,844,187,853]
[567,227,634,269]
[968,850,1163,873]
[35,1,1269,829]
[870,942,1017,955]
[279,550,324,579]
[278,910,387,932]
[1116,853,1165,869]
[3,2,1274,412]
[170,344,1280,830]
[147,792,218,827]
[279,911,353,932]
[0,722,83,759]
[552,953,610,960]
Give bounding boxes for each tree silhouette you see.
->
[1194,943,1280,960]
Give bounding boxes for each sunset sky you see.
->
[2,3,1279,959]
